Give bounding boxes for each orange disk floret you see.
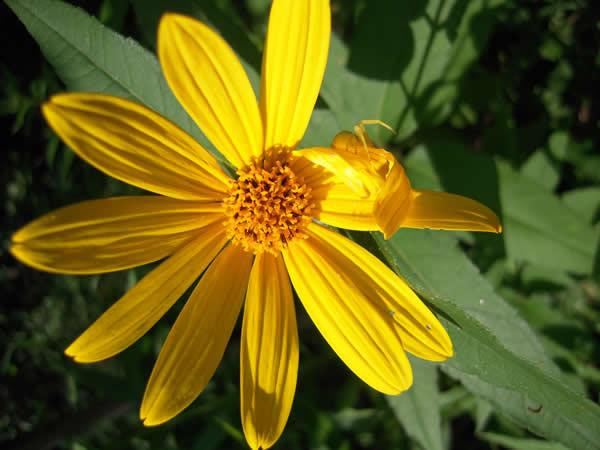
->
[223,149,314,255]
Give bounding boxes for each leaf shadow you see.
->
[346,0,425,81]
[424,133,507,265]
[343,0,504,136]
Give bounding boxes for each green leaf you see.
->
[594,239,600,284]
[479,432,569,450]
[5,0,225,163]
[503,291,591,395]
[404,137,599,275]
[372,230,600,449]
[373,230,555,371]
[562,187,600,225]
[521,150,559,192]
[474,398,494,432]
[333,408,377,431]
[548,130,570,161]
[519,264,573,290]
[300,109,342,148]
[386,357,443,450]
[320,0,505,140]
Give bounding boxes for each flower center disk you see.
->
[223,152,313,255]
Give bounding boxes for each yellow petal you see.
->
[282,226,413,395]
[140,244,253,426]
[261,0,330,149]
[291,148,380,231]
[403,190,502,233]
[374,160,412,239]
[302,223,453,362]
[65,223,228,363]
[42,93,230,200]
[158,13,263,168]
[241,253,298,450]
[295,147,383,196]
[10,196,224,274]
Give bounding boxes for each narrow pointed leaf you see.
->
[6,0,225,163]
[372,230,600,449]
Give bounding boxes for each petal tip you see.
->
[435,328,454,359]
[139,405,152,426]
[8,244,37,270]
[486,210,502,234]
[64,350,89,364]
[64,344,75,358]
[159,11,181,25]
[40,100,56,119]
[64,340,103,364]
[372,363,413,395]
[10,226,26,244]
[8,242,21,258]
[385,382,412,396]
[43,93,72,109]
[388,373,414,395]
[140,416,158,427]
[157,12,183,43]
[158,12,198,34]
[441,343,454,360]
[139,405,169,427]
[64,344,87,363]
[40,100,65,131]
[377,219,398,240]
[439,341,454,359]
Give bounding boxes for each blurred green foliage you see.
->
[1,0,599,449]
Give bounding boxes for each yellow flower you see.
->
[10,2,500,449]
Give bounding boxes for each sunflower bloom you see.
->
[10,1,501,449]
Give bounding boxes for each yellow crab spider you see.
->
[327,119,399,198]
[353,119,396,152]
[332,119,396,166]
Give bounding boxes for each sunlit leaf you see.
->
[386,357,443,450]
[479,432,568,450]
